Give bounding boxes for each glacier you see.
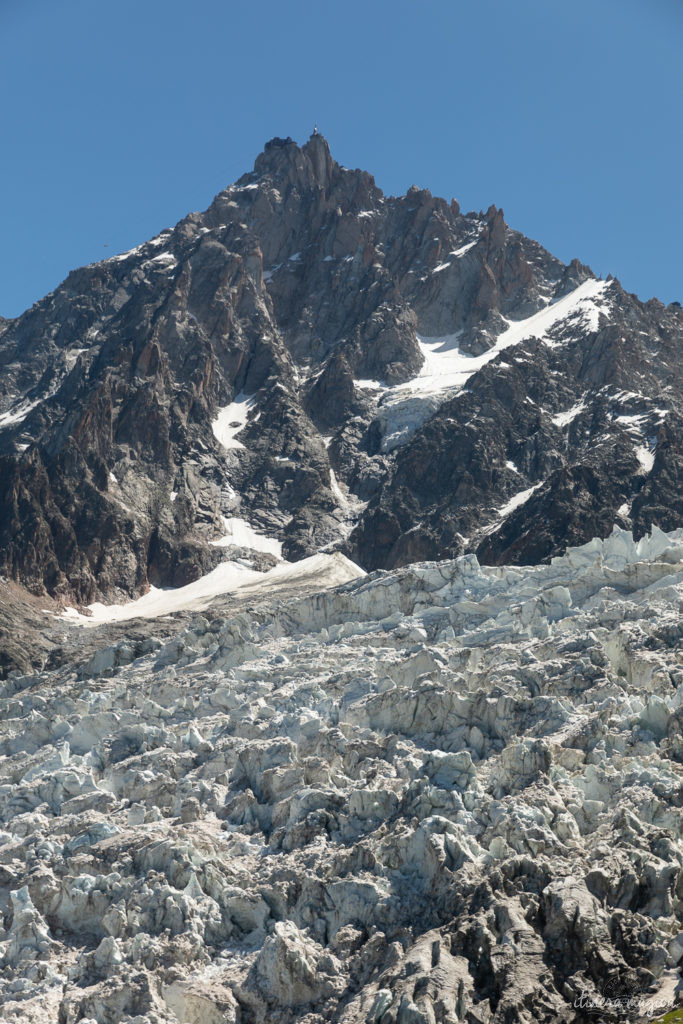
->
[0,527,681,1023]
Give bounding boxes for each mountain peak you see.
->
[251,132,334,190]
[0,140,680,608]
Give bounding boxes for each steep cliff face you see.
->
[0,133,681,602]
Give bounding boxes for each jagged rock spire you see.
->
[252,133,334,190]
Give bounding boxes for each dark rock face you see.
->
[0,133,681,602]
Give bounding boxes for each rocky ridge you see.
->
[0,527,681,1023]
[0,134,681,609]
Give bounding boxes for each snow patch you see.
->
[62,562,261,624]
[61,552,365,625]
[479,482,544,539]
[552,401,586,427]
[212,394,257,451]
[615,413,648,428]
[501,278,612,350]
[497,482,544,518]
[0,380,62,430]
[65,347,88,369]
[107,231,172,264]
[144,252,177,270]
[635,445,655,474]
[211,516,282,558]
[328,469,347,508]
[543,279,612,341]
[0,399,41,430]
[450,240,478,258]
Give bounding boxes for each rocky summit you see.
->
[0,136,681,1024]
[0,133,681,609]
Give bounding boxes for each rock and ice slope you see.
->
[1,528,681,1023]
[0,133,681,613]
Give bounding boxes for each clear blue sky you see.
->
[1,0,681,318]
